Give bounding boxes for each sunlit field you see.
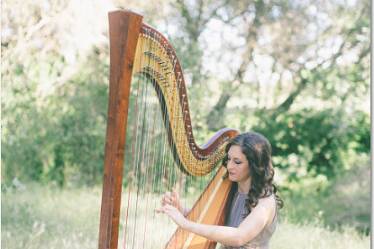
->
[2,184,370,249]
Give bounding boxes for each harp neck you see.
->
[134,23,238,175]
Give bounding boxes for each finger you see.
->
[171,191,180,206]
[171,189,179,198]
[162,194,173,201]
[162,200,172,207]
[155,207,165,213]
[161,197,167,206]
[173,184,180,193]
[164,204,177,212]
[172,187,179,197]
[163,196,173,204]
[161,195,168,203]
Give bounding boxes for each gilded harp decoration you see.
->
[98,10,239,249]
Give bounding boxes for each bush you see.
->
[253,109,370,180]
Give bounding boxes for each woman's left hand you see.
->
[156,204,188,229]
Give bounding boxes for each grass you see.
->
[2,184,101,249]
[2,183,370,249]
[279,163,371,234]
[270,219,370,249]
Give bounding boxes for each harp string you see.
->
[130,72,147,248]
[139,31,152,249]
[125,29,173,248]
[166,36,181,247]
[122,48,141,249]
[143,67,162,249]
[119,28,221,249]
[138,75,149,249]
[149,82,165,247]
[147,28,170,245]
[137,51,151,248]
[124,29,148,248]
[143,74,158,248]
[144,30,161,248]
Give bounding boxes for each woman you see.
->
[158,132,283,249]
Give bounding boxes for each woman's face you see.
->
[226,145,250,183]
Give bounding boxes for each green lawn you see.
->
[2,184,370,249]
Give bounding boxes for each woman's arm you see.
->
[158,196,275,247]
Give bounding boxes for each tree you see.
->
[167,0,370,179]
[2,0,369,185]
[167,0,369,128]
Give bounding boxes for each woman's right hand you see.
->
[161,189,185,215]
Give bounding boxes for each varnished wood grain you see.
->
[98,10,143,249]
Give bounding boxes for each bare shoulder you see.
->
[245,194,276,216]
[254,194,276,221]
[239,194,276,230]
[257,194,276,208]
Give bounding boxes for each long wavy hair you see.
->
[223,132,283,219]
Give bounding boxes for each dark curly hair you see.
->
[223,131,283,219]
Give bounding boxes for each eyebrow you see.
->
[227,155,242,161]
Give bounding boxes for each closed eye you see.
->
[228,157,242,165]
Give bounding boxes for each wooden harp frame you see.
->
[98,10,239,249]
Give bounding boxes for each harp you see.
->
[98,10,239,249]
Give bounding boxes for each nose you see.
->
[226,160,234,170]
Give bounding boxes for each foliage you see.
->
[1,2,370,249]
[1,0,111,186]
[253,109,370,179]
[1,0,370,190]
[280,160,370,234]
[2,49,109,186]
[322,162,370,234]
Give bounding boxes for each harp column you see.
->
[98,10,143,249]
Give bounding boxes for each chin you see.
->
[228,175,237,182]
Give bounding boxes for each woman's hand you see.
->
[161,190,186,215]
[157,204,189,229]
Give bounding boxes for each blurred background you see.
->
[1,0,370,248]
